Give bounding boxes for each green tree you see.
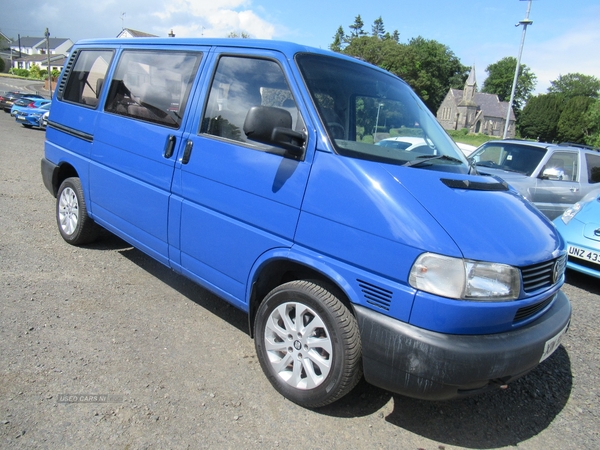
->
[548,73,600,99]
[372,16,385,39]
[481,57,537,114]
[519,94,564,142]
[556,96,595,144]
[329,17,467,112]
[392,37,468,112]
[582,99,600,147]
[348,15,366,38]
[330,26,346,52]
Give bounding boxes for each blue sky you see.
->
[2,0,599,94]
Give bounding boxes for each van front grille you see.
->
[521,255,566,293]
[514,294,555,322]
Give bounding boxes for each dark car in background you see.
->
[470,140,600,219]
[1,92,45,113]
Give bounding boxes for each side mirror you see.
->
[244,106,306,158]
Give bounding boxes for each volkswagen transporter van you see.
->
[41,38,571,408]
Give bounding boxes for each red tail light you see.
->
[29,102,35,107]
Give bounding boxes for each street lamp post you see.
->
[374,103,383,142]
[503,0,534,139]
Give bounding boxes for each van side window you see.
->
[104,50,202,129]
[60,50,113,107]
[201,56,304,144]
[586,153,600,183]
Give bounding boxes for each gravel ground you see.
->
[0,84,599,449]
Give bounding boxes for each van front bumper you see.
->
[355,290,571,400]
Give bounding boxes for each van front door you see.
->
[90,49,204,265]
[172,52,312,307]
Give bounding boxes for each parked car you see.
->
[41,109,50,128]
[455,142,477,156]
[0,92,44,112]
[15,102,51,128]
[469,140,600,219]
[376,136,436,155]
[553,188,600,279]
[10,97,51,117]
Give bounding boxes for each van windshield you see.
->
[295,53,467,172]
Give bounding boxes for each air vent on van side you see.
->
[56,49,79,101]
[357,279,393,311]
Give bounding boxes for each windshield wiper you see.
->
[403,154,464,168]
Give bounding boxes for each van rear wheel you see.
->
[56,177,99,245]
[254,280,362,408]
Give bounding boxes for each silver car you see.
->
[470,140,600,219]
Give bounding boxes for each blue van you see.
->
[41,38,571,408]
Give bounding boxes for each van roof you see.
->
[73,37,341,60]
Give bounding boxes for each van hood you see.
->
[385,165,561,265]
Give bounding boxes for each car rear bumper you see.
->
[355,290,571,400]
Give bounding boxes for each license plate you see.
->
[540,322,569,362]
[17,116,26,120]
[568,245,600,266]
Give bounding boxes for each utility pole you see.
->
[503,0,534,139]
[45,28,53,98]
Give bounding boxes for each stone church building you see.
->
[436,67,516,138]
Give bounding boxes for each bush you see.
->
[9,68,29,77]
[0,57,5,73]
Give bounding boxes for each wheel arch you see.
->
[247,252,356,338]
[49,162,80,198]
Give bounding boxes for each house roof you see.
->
[450,89,516,121]
[11,36,71,51]
[117,28,159,38]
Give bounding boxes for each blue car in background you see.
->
[554,188,600,279]
[10,97,51,117]
[15,102,51,128]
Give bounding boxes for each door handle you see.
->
[570,187,579,193]
[181,140,193,164]
[163,135,176,158]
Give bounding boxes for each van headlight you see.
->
[409,253,520,300]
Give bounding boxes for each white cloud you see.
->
[525,20,600,93]
[152,0,274,39]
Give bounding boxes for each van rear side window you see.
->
[104,50,202,129]
[60,50,114,107]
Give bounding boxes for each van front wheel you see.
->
[56,177,99,245]
[254,280,362,408]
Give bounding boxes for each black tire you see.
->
[254,280,362,408]
[22,124,33,128]
[56,177,100,245]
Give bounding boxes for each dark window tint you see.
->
[61,50,113,107]
[586,153,600,183]
[105,50,202,129]
[201,56,304,144]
